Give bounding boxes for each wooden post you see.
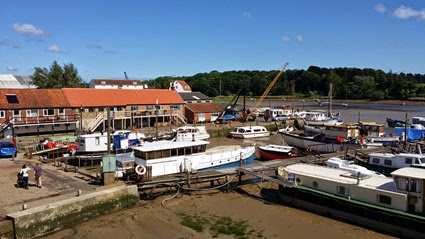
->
[238,152,243,185]
[404,112,408,145]
[107,107,111,155]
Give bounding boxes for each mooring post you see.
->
[226,175,230,193]
[238,152,243,185]
[186,170,191,195]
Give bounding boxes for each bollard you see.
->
[22,204,27,210]
[77,190,82,196]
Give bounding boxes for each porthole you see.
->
[313,181,318,188]
[296,178,301,184]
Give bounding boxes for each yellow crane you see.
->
[253,62,289,109]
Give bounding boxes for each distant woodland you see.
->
[148,66,425,100]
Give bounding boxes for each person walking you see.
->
[19,164,31,190]
[34,163,42,188]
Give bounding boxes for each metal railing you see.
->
[10,114,79,125]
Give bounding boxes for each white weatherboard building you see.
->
[89,79,147,89]
[0,74,36,89]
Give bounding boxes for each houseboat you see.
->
[76,130,141,154]
[359,152,425,176]
[258,144,297,160]
[229,126,270,139]
[277,163,425,238]
[133,139,255,179]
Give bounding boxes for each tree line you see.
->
[148,66,425,100]
[31,61,425,100]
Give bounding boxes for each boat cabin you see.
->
[134,140,208,160]
[304,111,327,122]
[368,153,425,169]
[324,125,359,140]
[77,130,133,152]
[174,126,210,141]
[392,167,425,213]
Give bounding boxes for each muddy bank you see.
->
[44,184,394,239]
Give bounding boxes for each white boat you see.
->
[325,157,384,177]
[360,152,425,175]
[173,126,210,141]
[133,139,255,178]
[282,132,345,153]
[304,111,343,126]
[277,163,425,237]
[76,130,141,153]
[229,126,270,139]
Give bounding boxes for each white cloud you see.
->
[375,4,387,14]
[295,35,304,43]
[12,23,44,36]
[282,35,290,42]
[393,5,425,19]
[45,44,62,53]
[243,11,251,18]
[86,44,103,49]
[7,66,18,72]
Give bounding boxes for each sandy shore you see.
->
[44,183,394,239]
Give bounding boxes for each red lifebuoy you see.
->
[135,165,146,175]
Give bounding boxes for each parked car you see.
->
[272,114,291,121]
[0,141,17,157]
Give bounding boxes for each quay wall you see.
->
[6,185,139,239]
[0,221,13,239]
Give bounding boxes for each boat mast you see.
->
[328,83,332,116]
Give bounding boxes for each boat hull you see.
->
[230,132,270,139]
[258,147,294,160]
[278,185,425,239]
[282,133,344,153]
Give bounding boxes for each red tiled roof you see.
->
[62,88,184,107]
[185,103,222,113]
[0,89,70,109]
[91,79,143,86]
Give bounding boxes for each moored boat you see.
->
[358,152,425,176]
[229,126,270,139]
[258,144,297,160]
[277,163,425,238]
[133,139,255,179]
[281,132,346,153]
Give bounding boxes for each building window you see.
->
[109,107,115,112]
[171,105,180,110]
[211,112,219,116]
[101,81,106,85]
[378,195,392,205]
[58,109,65,115]
[146,105,154,110]
[5,94,19,104]
[133,82,137,85]
[131,106,139,111]
[0,110,5,118]
[43,109,55,116]
[26,109,39,117]
[98,107,104,112]
[13,110,20,117]
[116,107,123,111]
[88,108,95,113]
[95,137,100,146]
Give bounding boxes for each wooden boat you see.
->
[229,126,270,139]
[281,132,346,153]
[133,139,255,179]
[277,164,425,238]
[258,144,297,160]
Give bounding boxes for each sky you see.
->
[1,1,425,82]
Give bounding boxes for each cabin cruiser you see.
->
[229,126,270,139]
[172,126,210,141]
[133,139,255,179]
[258,144,297,160]
[325,157,384,177]
[359,152,425,175]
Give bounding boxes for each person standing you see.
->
[34,163,42,188]
[19,164,30,190]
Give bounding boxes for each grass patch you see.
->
[177,213,259,238]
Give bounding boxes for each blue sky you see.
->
[1,1,425,82]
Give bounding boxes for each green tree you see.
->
[31,61,85,88]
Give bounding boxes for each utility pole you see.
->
[107,107,111,155]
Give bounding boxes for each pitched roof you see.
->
[185,103,222,113]
[91,79,143,86]
[0,89,70,109]
[178,92,211,101]
[62,88,184,107]
[0,74,36,89]
[171,80,191,91]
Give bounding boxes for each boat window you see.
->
[185,147,192,155]
[384,159,392,166]
[162,150,171,158]
[193,145,202,153]
[171,149,177,156]
[405,158,413,164]
[95,137,100,146]
[178,147,185,156]
[415,159,420,164]
[238,129,245,133]
[154,150,162,159]
[377,195,392,205]
[200,144,206,152]
[337,186,346,195]
[254,129,261,132]
[410,179,422,193]
[372,158,380,164]
[394,177,409,191]
[420,158,425,164]
[246,130,252,133]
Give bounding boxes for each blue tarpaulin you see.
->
[393,127,425,141]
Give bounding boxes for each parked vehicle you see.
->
[272,114,291,121]
[0,141,17,157]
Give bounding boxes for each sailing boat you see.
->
[304,83,343,126]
